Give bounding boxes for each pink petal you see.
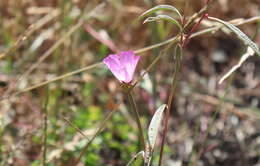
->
[120,51,140,83]
[103,54,126,82]
[103,51,140,83]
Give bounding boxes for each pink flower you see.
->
[103,51,140,83]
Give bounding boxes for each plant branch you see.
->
[72,104,118,166]
[61,115,88,138]
[130,36,180,92]
[183,0,213,31]
[158,45,183,166]
[127,92,146,150]
[42,88,49,166]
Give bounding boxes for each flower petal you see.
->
[103,54,126,82]
[103,51,140,83]
[120,51,140,83]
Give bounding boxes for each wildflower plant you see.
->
[101,1,260,166]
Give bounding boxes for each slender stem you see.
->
[73,105,118,166]
[42,87,49,166]
[183,13,208,46]
[158,45,183,166]
[134,36,180,55]
[61,115,88,138]
[130,37,179,92]
[0,62,103,101]
[183,0,212,31]
[17,63,103,95]
[128,92,146,150]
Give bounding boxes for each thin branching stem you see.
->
[61,115,88,138]
[42,87,49,166]
[73,105,118,166]
[127,92,146,150]
[183,1,211,31]
[130,36,180,91]
[134,36,179,55]
[183,13,208,46]
[158,45,183,166]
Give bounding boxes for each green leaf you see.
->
[143,15,182,30]
[140,5,182,20]
[209,17,260,56]
[148,104,167,150]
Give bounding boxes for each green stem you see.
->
[134,35,180,55]
[183,2,210,31]
[42,87,49,166]
[130,37,179,92]
[158,45,183,166]
[127,92,146,150]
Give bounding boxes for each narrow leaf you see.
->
[140,5,182,20]
[143,15,182,30]
[209,17,260,56]
[148,104,167,150]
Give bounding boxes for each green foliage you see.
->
[74,106,102,128]
[85,153,100,165]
